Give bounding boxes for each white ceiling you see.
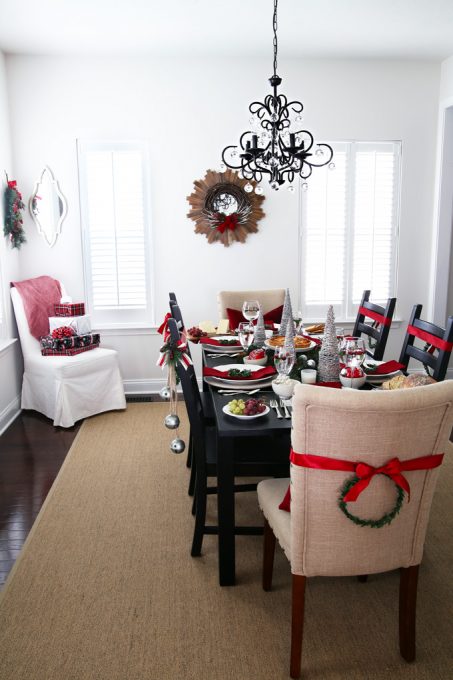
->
[0,0,452,60]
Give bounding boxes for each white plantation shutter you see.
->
[301,141,400,321]
[78,140,153,327]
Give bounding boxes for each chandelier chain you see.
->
[273,0,278,77]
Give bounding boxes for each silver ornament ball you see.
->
[160,386,171,400]
[164,414,180,430]
[170,438,186,454]
[307,359,316,368]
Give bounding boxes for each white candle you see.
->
[301,369,317,384]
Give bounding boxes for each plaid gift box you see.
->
[54,302,85,317]
[41,333,100,352]
[41,341,100,357]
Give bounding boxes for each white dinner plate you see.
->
[363,360,402,383]
[222,404,270,420]
[201,336,241,352]
[206,363,276,386]
[203,376,275,390]
[264,339,318,353]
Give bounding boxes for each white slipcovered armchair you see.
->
[11,286,126,428]
[257,381,453,678]
[217,288,285,318]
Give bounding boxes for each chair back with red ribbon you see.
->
[352,290,396,361]
[398,304,453,381]
[288,380,453,578]
[218,289,285,322]
[167,317,205,448]
[169,299,190,357]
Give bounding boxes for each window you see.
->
[77,140,153,327]
[300,141,401,321]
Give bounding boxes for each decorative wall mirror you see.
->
[29,166,68,247]
[187,169,265,247]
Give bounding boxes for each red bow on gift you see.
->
[217,213,238,234]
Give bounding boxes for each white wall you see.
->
[0,51,22,430]
[437,56,453,319]
[5,55,440,390]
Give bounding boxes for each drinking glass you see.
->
[237,322,255,352]
[294,310,304,335]
[274,346,296,381]
[336,327,345,352]
[242,300,260,323]
[343,337,366,369]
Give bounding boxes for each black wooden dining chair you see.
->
[398,305,453,381]
[352,290,397,360]
[167,317,290,557]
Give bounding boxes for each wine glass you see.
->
[343,337,366,369]
[294,310,304,335]
[242,300,260,323]
[336,327,345,352]
[274,346,296,382]
[237,322,255,352]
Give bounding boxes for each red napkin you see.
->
[300,333,322,346]
[364,360,404,375]
[226,305,283,331]
[316,381,342,388]
[203,366,276,380]
[199,337,241,347]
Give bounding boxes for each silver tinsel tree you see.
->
[283,307,295,352]
[254,308,266,347]
[279,288,294,338]
[317,305,340,382]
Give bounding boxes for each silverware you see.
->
[207,352,242,358]
[270,399,283,419]
[218,388,261,395]
[279,398,291,419]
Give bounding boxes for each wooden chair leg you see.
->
[262,519,276,591]
[191,470,207,557]
[188,457,196,498]
[290,574,306,679]
[186,432,193,469]
[399,564,419,662]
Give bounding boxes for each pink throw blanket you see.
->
[12,276,62,339]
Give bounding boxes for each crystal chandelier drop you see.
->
[221,0,334,192]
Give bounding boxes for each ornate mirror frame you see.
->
[29,166,68,248]
[187,169,265,247]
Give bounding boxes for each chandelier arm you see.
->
[304,144,334,168]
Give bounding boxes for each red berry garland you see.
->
[3,177,26,249]
[51,326,75,339]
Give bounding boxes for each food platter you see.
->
[264,336,317,353]
[222,404,270,420]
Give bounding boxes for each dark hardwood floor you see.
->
[0,411,80,587]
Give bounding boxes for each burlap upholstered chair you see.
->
[217,289,285,319]
[257,381,453,679]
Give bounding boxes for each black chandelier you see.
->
[221,0,334,192]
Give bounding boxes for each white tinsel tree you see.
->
[253,308,266,348]
[317,305,340,382]
[279,288,294,338]
[283,307,295,352]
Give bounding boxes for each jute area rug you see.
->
[0,403,452,680]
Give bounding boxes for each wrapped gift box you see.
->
[54,302,85,317]
[41,341,100,357]
[41,333,100,351]
[49,314,91,335]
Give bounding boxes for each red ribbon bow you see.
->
[7,180,17,189]
[217,213,238,234]
[346,458,410,501]
[157,313,172,339]
[289,450,444,502]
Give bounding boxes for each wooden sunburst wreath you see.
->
[186,169,265,247]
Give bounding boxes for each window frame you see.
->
[77,139,155,330]
[299,140,402,323]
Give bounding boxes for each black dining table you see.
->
[203,351,292,586]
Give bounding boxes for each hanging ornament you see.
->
[157,313,189,455]
[307,359,316,369]
[164,414,180,430]
[160,385,171,400]
[170,438,186,455]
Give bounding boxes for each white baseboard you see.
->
[0,394,21,436]
[123,377,202,395]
